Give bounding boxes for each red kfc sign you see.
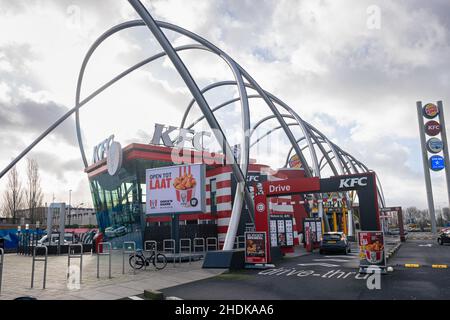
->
[425,120,441,136]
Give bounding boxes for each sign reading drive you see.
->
[146,164,206,214]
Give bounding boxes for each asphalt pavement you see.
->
[160,239,450,300]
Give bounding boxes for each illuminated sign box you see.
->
[145,164,206,214]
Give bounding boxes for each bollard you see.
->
[122,241,136,274]
[97,242,112,279]
[179,238,192,264]
[0,248,4,295]
[206,237,218,251]
[31,245,48,289]
[163,239,176,267]
[193,238,205,255]
[67,243,83,284]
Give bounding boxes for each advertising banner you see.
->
[145,164,206,214]
[245,232,267,264]
[358,231,386,269]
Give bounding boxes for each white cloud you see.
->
[0,0,449,211]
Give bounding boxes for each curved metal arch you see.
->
[250,123,307,148]
[73,16,255,250]
[181,81,333,180]
[250,112,339,177]
[181,81,315,178]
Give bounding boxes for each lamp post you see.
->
[68,189,72,227]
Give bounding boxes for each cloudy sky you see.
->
[0,0,449,211]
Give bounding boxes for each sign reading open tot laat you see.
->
[145,164,206,214]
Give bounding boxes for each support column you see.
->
[437,101,450,210]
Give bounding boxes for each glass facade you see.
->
[89,158,173,249]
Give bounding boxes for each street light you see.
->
[68,189,72,226]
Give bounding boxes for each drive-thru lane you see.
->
[160,239,450,300]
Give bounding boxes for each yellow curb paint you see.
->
[405,264,420,268]
[432,264,448,269]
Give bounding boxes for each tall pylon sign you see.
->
[416,101,450,234]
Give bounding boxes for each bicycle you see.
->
[129,248,167,270]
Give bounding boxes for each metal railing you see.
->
[97,242,111,279]
[67,243,83,284]
[122,241,136,274]
[144,240,157,255]
[179,238,192,264]
[163,239,176,267]
[31,245,48,289]
[0,248,3,295]
[235,235,245,249]
[193,237,205,254]
[206,237,218,251]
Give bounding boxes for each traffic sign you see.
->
[429,155,445,171]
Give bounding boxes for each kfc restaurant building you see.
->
[85,134,310,251]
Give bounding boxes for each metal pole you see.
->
[0,248,3,295]
[417,101,437,234]
[437,101,450,210]
[127,0,257,250]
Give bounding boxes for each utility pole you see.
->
[68,189,72,227]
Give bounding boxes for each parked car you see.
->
[319,232,351,255]
[104,227,116,238]
[437,229,450,245]
[104,226,127,238]
[114,226,127,237]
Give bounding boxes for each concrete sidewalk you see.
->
[0,252,225,300]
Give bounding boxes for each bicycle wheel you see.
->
[153,253,168,270]
[129,254,145,270]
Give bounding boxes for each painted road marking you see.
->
[418,244,433,247]
[405,264,420,268]
[297,263,339,268]
[314,259,351,263]
[324,255,357,258]
[129,296,144,300]
[258,267,370,280]
[432,264,448,269]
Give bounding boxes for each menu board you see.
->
[270,220,278,247]
[303,217,322,244]
[270,214,294,247]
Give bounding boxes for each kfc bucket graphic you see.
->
[174,166,197,207]
[146,164,205,214]
[358,231,386,268]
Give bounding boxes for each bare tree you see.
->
[1,165,24,222]
[443,207,450,224]
[25,158,43,224]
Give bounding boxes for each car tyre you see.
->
[438,238,443,245]
[319,249,324,255]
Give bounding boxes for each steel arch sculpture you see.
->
[0,0,385,249]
